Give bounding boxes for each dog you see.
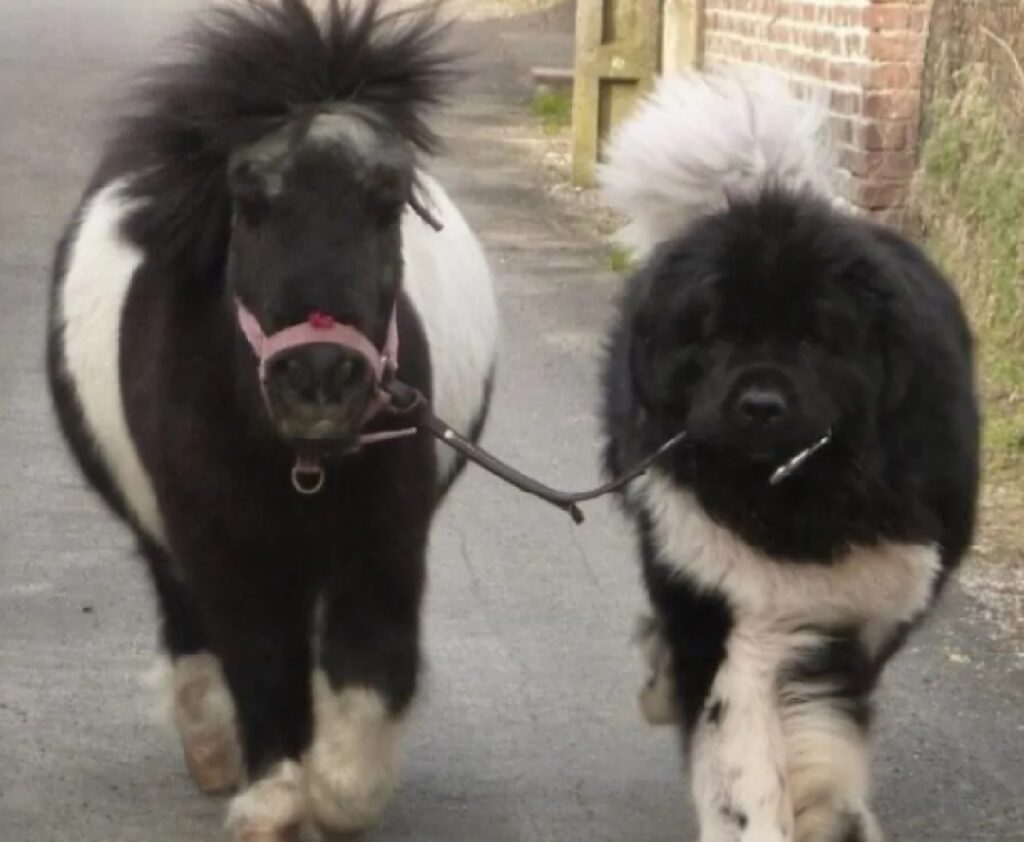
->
[599,70,980,842]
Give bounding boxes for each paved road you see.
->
[1,3,1022,841]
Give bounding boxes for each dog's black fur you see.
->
[48,0,483,808]
[604,189,980,838]
[607,190,978,567]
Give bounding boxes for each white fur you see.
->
[691,626,801,842]
[227,760,307,839]
[171,653,241,792]
[636,615,679,725]
[599,68,837,258]
[780,684,881,842]
[57,180,168,546]
[304,671,405,833]
[170,653,236,743]
[639,473,938,841]
[639,473,941,635]
[402,171,498,482]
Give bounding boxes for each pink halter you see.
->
[235,298,416,465]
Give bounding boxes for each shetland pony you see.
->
[47,1,497,838]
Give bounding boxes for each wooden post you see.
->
[662,0,705,75]
[571,0,661,187]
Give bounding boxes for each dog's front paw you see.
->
[634,615,680,726]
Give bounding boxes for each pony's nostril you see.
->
[269,346,369,411]
[278,356,315,401]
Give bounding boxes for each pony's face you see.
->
[227,109,413,450]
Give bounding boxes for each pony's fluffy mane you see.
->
[102,0,455,277]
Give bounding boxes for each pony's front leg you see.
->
[305,541,426,835]
[197,579,314,842]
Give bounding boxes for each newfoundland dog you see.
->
[599,70,980,842]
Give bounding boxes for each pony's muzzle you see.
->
[264,343,374,444]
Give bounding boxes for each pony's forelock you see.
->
[103,0,457,276]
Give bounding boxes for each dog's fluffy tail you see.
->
[599,68,837,257]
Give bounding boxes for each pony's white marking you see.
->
[402,171,498,482]
[304,671,405,833]
[171,653,241,793]
[227,760,307,840]
[58,180,168,546]
[599,67,839,258]
[639,472,939,841]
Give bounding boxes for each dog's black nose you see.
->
[736,386,789,426]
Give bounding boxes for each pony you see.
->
[46,1,497,838]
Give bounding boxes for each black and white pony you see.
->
[47,1,497,838]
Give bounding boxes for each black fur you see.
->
[48,0,479,800]
[100,0,455,279]
[603,189,980,835]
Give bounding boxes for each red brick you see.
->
[865,6,912,32]
[850,179,910,210]
[863,90,921,120]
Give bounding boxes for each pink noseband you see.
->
[235,299,416,468]
[236,300,399,388]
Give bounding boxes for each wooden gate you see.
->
[571,0,705,187]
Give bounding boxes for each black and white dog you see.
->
[600,71,980,842]
[47,2,496,839]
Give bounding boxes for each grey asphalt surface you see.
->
[1,3,1022,841]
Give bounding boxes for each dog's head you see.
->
[627,192,912,497]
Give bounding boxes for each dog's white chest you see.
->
[639,472,941,639]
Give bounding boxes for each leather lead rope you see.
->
[383,380,688,524]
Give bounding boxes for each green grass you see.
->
[608,245,633,274]
[914,68,1024,470]
[531,89,572,134]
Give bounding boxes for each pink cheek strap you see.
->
[235,298,412,444]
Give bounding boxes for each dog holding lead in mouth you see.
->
[600,70,980,842]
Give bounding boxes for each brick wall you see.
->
[701,0,933,224]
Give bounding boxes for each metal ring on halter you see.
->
[291,463,326,496]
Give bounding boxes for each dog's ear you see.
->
[866,277,916,414]
[879,322,914,413]
[629,312,660,411]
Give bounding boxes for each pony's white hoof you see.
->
[306,678,403,833]
[183,731,242,794]
[226,761,307,842]
[306,746,397,833]
[172,653,242,793]
[234,830,300,842]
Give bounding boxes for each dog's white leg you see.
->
[781,691,881,842]
[635,615,680,726]
[690,626,794,842]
